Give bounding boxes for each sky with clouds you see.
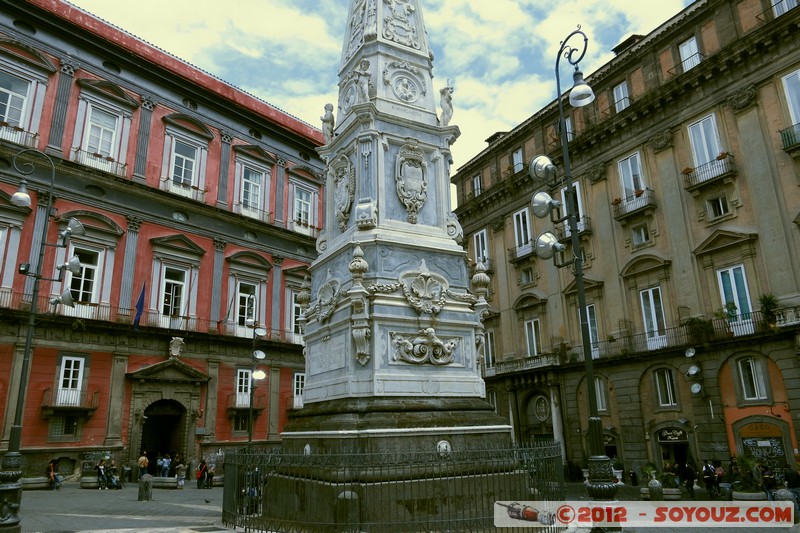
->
[66,0,694,170]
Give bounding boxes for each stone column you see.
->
[104,355,128,447]
[210,239,226,328]
[131,96,155,183]
[216,132,232,208]
[45,59,77,157]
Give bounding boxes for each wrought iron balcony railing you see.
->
[612,188,656,220]
[73,148,127,177]
[682,154,737,190]
[482,308,799,378]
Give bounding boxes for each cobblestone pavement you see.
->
[18,483,229,533]
[17,480,800,532]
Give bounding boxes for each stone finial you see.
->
[471,261,491,300]
[349,244,369,284]
[297,277,312,311]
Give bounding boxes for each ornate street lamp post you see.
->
[0,149,84,533]
[245,298,267,449]
[528,27,619,530]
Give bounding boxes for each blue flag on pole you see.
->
[133,283,145,330]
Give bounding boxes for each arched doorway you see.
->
[141,399,187,474]
[655,427,691,470]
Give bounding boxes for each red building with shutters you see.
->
[0,0,323,480]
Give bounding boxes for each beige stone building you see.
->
[452,0,800,479]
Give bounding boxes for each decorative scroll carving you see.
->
[345,0,367,62]
[349,245,372,366]
[649,129,672,152]
[382,0,420,49]
[332,155,356,232]
[446,213,463,244]
[391,328,458,365]
[585,164,606,183]
[395,141,427,223]
[308,270,341,323]
[399,259,448,315]
[355,199,378,229]
[727,84,757,112]
[168,337,185,359]
[382,60,427,103]
[316,229,328,253]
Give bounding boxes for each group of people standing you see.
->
[137,450,209,490]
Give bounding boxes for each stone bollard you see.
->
[648,472,663,501]
[138,474,153,501]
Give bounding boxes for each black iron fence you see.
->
[222,442,565,533]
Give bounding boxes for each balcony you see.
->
[288,219,321,238]
[160,177,206,202]
[40,387,99,419]
[226,392,266,417]
[780,123,800,158]
[554,215,592,243]
[0,289,303,344]
[757,0,799,22]
[0,123,37,148]
[482,309,795,379]
[508,242,535,262]
[667,53,705,77]
[72,148,127,177]
[612,188,656,221]
[682,154,737,191]
[233,202,273,223]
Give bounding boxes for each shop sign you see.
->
[657,428,688,442]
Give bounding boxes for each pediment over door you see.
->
[126,358,210,384]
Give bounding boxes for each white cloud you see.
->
[67,0,693,169]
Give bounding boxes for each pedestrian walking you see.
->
[96,459,109,490]
[196,460,208,489]
[46,459,63,490]
[175,460,187,489]
[161,454,171,477]
[138,451,149,480]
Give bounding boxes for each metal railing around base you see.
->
[222,442,565,533]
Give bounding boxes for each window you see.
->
[688,114,722,167]
[513,208,532,254]
[632,224,650,246]
[67,248,100,305]
[654,368,677,407]
[738,357,768,401]
[520,267,534,285]
[286,288,304,344]
[233,414,249,432]
[560,181,586,233]
[782,70,800,125]
[484,329,496,368]
[57,356,84,406]
[707,195,729,220]
[50,415,80,439]
[160,115,212,201]
[161,266,186,319]
[472,174,482,196]
[236,368,251,408]
[85,106,117,158]
[473,229,488,264]
[595,377,607,412]
[564,116,573,142]
[236,282,257,327]
[774,0,798,17]
[524,318,542,357]
[613,81,630,112]
[717,264,754,335]
[618,152,644,200]
[584,304,599,359]
[289,181,319,236]
[640,287,667,350]
[679,36,701,72]
[293,372,305,409]
[171,139,197,187]
[0,71,27,127]
[512,148,524,173]
[241,166,263,210]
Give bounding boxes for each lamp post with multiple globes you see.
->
[0,148,85,533]
[527,27,619,530]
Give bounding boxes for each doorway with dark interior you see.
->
[141,399,187,475]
